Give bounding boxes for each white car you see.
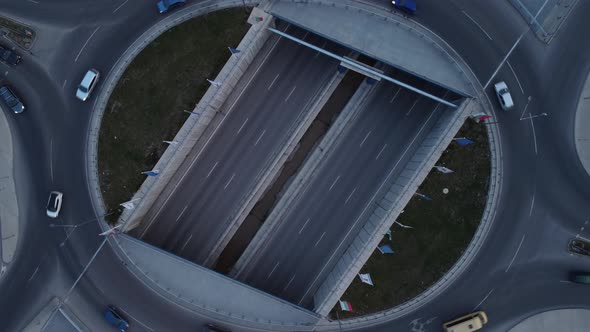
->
[46,191,63,218]
[493,81,514,111]
[76,69,100,101]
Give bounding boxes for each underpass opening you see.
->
[268,25,458,108]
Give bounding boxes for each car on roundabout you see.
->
[157,0,187,14]
[46,191,63,218]
[0,45,21,66]
[76,68,100,101]
[0,85,25,114]
[494,81,514,111]
[569,238,590,257]
[570,271,590,284]
[104,306,129,332]
[443,311,488,332]
[391,0,416,15]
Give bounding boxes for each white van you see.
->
[443,311,488,332]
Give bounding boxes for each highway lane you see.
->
[239,75,451,308]
[138,26,348,266]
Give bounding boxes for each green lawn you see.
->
[333,119,490,318]
[99,8,250,222]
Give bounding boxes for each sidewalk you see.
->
[508,309,590,332]
[0,107,19,273]
[574,69,590,177]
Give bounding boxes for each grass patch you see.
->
[98,8,250,222]
[333,119,490,318]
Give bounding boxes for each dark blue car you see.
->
[157,0,186,13]
[104,306,129,332]
[392,0,417,15]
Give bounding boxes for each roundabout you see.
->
[0,0,589,331]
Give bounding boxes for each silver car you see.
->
[494,81,514,111]
[46,191,63,218]
[76,69,100,101]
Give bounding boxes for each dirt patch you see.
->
[99,8,251,223]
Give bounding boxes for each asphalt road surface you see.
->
[238,74,451,309]
[137,25,348,266]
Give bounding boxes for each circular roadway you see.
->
[0,0,589,331]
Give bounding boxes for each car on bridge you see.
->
[0,45,21,66]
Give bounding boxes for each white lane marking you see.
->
[559,280,572,283]
[62,79,67,89]
[507,61,524,94]
[376,144,388,160]
[585,220,589,225]
[49,138,54,183]
[267,262,280,280]
[328,175,341,192]
[75,26,100,62]
[520,96,532,120]
[118,307,154,331]
[224,173,236,190]
[529,193,535,217]
[206,162,219,178]
[285,86,297,102]
[472,289,494,311]
[236,118,248,135]
[254,130,266,146]
[389,87,401,103]
[529,114,538,155]
[283,274,296,292]
[505,235,526,272]
[27,266,39,282]
[298,101,445,305]
[406,99,419,116]
[138,19,286,239]
[359,131,372,147]
[314,232,326,247]
[113,0,129,13]
[299,218,310,235]
[462,10,493,40]
[175,205,188,222]
[344,187,357,204]
[268,73,280,91]
[180,234,193,252]
[27,0,39,3]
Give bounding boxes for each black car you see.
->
[0,86,25,113]
[0,45,21,66]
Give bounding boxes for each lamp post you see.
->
[41,225,120,330]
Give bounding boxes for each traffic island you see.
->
[0,16,35,49]
[331,118,490,318]
[98,8,251,223]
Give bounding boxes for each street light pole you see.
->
[41,225,119,330]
